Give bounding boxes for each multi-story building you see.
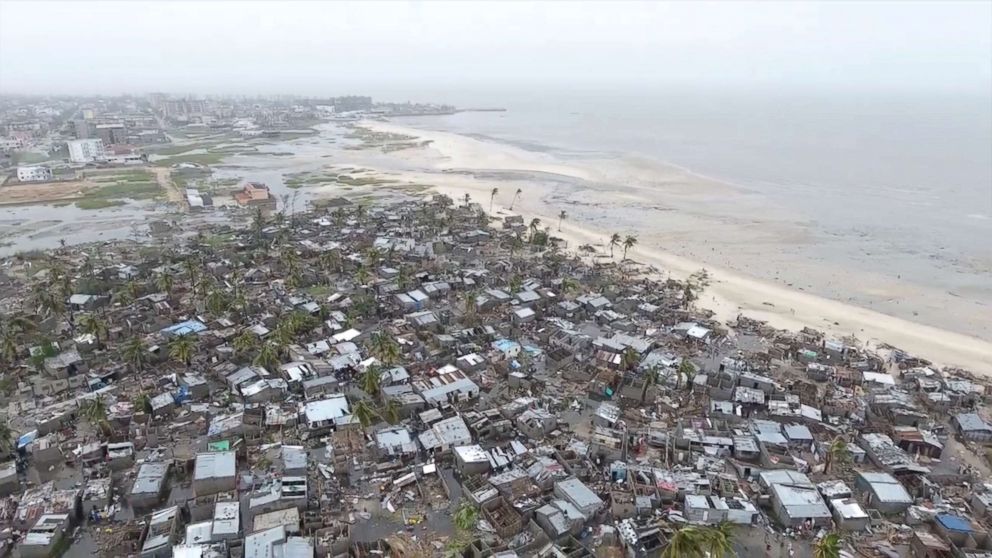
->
[17,166,53,182]
[67,139,106,163]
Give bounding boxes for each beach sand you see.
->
[346,120,992,375]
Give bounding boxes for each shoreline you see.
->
[356,119,992,375]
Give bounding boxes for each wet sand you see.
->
[356,120,992,375]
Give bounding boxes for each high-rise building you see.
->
[67,139,107,163]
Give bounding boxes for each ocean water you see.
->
[395,88,992,293]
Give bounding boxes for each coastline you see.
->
[355,119,992,375]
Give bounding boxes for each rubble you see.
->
[0,194,990,558]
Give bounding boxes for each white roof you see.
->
[454,444,489,464]
[304,395,350,424]
[194,451,236,480]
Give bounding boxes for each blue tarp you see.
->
[936,514,973,533]
[17,430,38,449]
[161,319,208,337]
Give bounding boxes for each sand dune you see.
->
[358,120,992,375]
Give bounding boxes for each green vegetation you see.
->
[284,170,398,189]
[155,152,226,166]
[76,199,126,210]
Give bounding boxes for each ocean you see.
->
[390,88,991,310]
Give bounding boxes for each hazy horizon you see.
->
[1,1,990,98]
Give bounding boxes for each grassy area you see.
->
[155,152,227,166]
[11,151,53,165]
[76,199,126,210]
[148,142,215,156]
[306,285,333,298]
[284,170,398,189]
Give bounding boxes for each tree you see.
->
[360,365,382,398]
[814,533,842,558]
[609,233,622,259]
[704,522,735,558]
[463,192,471,207]
[560,277,579,294]
[184,257,200,297]
[453,501,479,532]
[352,399,378,430]
[677,359,696,390]
[233,330,259,356]
[206,288,230,316]
[825,436,849,473]
[622,235,638,260]
[1,331,17,365]
[253,342,280,370]
[622,346,641,371]
[121,337,148,373]
[662,526,706,558]
[528,218,542,243]
[79,314,109,346]
[80,395,109,433]
[133,392,153,415]
[509,275,523,293]
[252,206,266,246]
[369,332,401,366]
[558,210,567,231]
[683,269,711,310]
[0,418,13,455]
[156,273,174,294]
[509,188,522,210]
[381,399,402,425]
[169,334,197,367]
[489,187,499,214]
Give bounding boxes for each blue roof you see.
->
[162,319,208,336]
[492,339,521,352]
[936,514,972,532]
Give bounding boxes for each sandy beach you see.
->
[353,120,992,375]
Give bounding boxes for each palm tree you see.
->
[825,436,849,473]
[528,218,542,243]
[206,288,230,316]
[381,399,402,425]
[121,337,148,372]
[355,266,371,286]
[509,188,522,210]
[662,526,706,558]
[560,277,579,294]
[622,235,638,260]
[489,187,499,214]
[814,533,842,558]
[233,330,258,356]
[169,334,197,368]
[80,395,109,430]
[1,331,17,365]
[609,233,622,259]
[352,399,379,431]
[156,273,174,294]
[704,522,735,558]
[369,332,401,366]
[184,256,199,298]
[558,210,567,231]
[252,206,266,245]
[133,392,153,415]
[0,418,14,455]
[79,314,109,346]
[453,501,479,532]
[360,365,383,398]
[677,359,697,390]
[365,247,382,268]
[621,347,641,371]
[253,342,280,370]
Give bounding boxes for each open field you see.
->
[0,168,164,209]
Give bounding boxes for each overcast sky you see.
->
[0,1,989,99]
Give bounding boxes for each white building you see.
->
[17,166,52,182]
[67,138,106,163]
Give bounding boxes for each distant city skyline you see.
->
[1,1,989,98]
